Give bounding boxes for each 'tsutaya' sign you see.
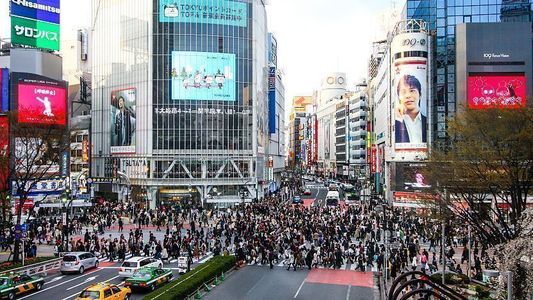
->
[159,0,247,27]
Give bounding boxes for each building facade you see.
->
[90,0,269,207]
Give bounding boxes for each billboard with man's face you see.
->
[110,88,136,154]
[391,32,429,157]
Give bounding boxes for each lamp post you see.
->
[62,187,73,252]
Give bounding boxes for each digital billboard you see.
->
[159,0,247,27]
[17,80,67,126]
[391,32,429,155]
[14,137,62,175]
[10,0,61,24]
[0,116,9,192]
[171,52,236,101]
[395,163,432,192]
[0,69,9,112]
[268,67,276,134]
[467,73,526,109]
[110,88,136,154]
[11,15,60,51]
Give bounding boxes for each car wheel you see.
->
[124,294,130,300]
[158,264,163,269]
[79,266,85,274]
[36,282,43,290]
[7,291,14,300]
[95,261,99,268]
[60,271,66,275]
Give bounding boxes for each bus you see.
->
[344,185,360,205]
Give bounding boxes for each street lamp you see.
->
[62,187,72,252]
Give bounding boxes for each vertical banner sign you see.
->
[110,88,136,154]
[0,116,9,192]
[268,67,276,134]
[0,69,9,112]
[391,32,429,158]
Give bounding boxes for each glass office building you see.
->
[405,0,532,139]
[91,0,269,207]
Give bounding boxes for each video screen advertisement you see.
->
[393,163,435,208]
[391,32,429,156]
[110,88,136,154]
[12,73,67,126]
[159,0,248,27]
[171,51,236,101]
[467,73,527,109]
[0,116,9,192]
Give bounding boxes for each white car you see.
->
[119,257,163,277]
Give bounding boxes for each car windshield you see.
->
[0,279,8,285]
[78,290,100,299]
[63,255,77,262]
[121,261,137,268]
[132,270,152,279]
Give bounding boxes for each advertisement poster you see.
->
[395,163,432,192]
[171,51,236,101]
[14,137,62,175]
[159,0,247,27]
[391,32,429,154]
[0,116,8,192]
[11,16,60,51]
[110,88,136,154]
[10,0,61,24]
[0,69,9,112]
[467,73,526,109]
[17,81,67,126]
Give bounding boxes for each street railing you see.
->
[1,257,62,277]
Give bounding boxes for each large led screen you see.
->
[159,0,247,27]
[467,74,526,109]
[17,81,67,126]
[0,116,8,192]
[110,88,136,154]
[171,52,236,102]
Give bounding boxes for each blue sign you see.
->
[0,68,8,112]
[159,0,247,27]
[268,67,276,134]
[171,51,236,101]
[10,0,61,24]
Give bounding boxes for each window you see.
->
[111,286,121,294]
[103,288,112,298]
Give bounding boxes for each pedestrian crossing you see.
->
[96,251,214,265]
[247,259,377,272]
[305,184,327,189]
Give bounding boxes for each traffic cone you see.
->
[214,276,220,286]
[220,271,225,281]
[195,290,202,299]
[204,283,212,292]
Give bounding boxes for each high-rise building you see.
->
[404,0,532,140]
[347,82,368,181]
[90,0,269,207]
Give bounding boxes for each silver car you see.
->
[60,252,99,274]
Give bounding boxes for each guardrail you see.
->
[1,258,62,277]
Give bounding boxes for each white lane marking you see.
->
[170,259,178,263]
[294,279,306,298]
[346,285,351,300]
[19,269,102,300]
[198,253,214,264]
[66,275,99,291]
[341,264,347,270]
[350,264,357,271]
[46,276,64,284]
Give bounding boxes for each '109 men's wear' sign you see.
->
[159,0,247,27]
[11,15,60,51]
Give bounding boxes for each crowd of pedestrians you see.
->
[0,177,495,286]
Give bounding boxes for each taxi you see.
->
[0,273,44,299]
[75,283,131,300]
[124,267,173,291]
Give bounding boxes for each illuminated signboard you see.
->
[17,80,67,126]
[159,0,247,27]
[110,88,136,154]
[171,51,236,101]
[10,0,61,24]
[0,69,9,112]
[11,15,60,51]
[467,73,526,109]
[0,116,8,192]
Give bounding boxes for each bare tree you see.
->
[426,107,533,245]
[5,112,70,262]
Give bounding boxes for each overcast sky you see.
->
[1,0,401,106]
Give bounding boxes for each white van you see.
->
[326,191,340,206]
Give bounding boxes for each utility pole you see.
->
[467,223,472,278]
[442,187,447,286]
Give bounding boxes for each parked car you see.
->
[119,257,163,278]
[61,252,99,274]
[124,267,173,291]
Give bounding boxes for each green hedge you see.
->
[430,272,470,284]
[144,255,236,300]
